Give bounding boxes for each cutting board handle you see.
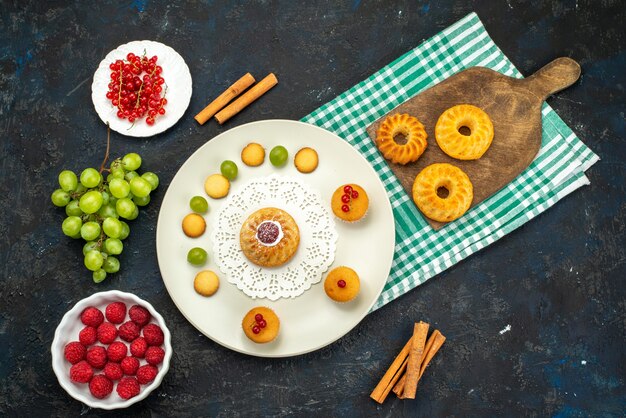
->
[521,57,581,100]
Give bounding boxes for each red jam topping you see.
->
[257,221,280,244]
[337,279,347,288]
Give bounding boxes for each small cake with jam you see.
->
[240,207,300,267]
[242,307,280,343]
[324,266,360,302]
[331,184,369,222]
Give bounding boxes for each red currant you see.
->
[252,326,261,334]
[343,185,353,194]
[341,194,350,203]
[341,205,350,212]
[146,117,155,125]
[258,320,267,328]
[352,190,359,199]
[337,279,346,288]
[254,313,264,322]
[158,108,165,115]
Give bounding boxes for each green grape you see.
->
[83,241,99,255]
[98,203,118,219]
[101,191,110,205]
[109,196,118,206]
[61,216,83,236]
[80,168,101,188]
[84,250,104,271]
[116,198,136,219]
[104,238,123,255]
[102,217,122,238]
[92,269,107,283]
[70,232,82,239]
[129,177,151,198]
[79,190,104,214]
[109,178,130,199]
[111,168,125,179]
[126,207,139,220]
[74,183,87,194]
[80,221,101,241]
[58,170,78,192]
[187,247,208,266]
[125,171,139,182]
[103,256,120,274]
[133,195,150,207]
[220,160,238,180]
[119,221,130,240]
[51,189,70,207]
[65,200,83,217]
[269,146,288,167]
[122,153,142,171]
[141,172,159,190]
[189,196,208,213]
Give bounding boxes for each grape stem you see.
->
[99,124,111,174]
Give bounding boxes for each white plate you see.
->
[91,40,192,137]
[156,120,395,357]
[51,290,172,410]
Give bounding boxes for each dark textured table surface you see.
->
[1,1,624,416]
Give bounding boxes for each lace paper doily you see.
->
[211,175,338,300]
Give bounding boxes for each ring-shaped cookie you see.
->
[435,104,494,160]
[375,113,428,165]
[412,163,473,222]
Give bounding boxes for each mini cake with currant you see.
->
[239,207,300,267]
[242,307,280,343]
[324,266,360,302]
[331,184,369,222]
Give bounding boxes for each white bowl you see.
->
[51,290,172,410]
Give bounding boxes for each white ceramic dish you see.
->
[91,40,192,137]
[51,290,172,410]
[156,120,395,357]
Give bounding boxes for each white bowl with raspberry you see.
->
[51,290,172,409]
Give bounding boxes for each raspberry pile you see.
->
[251,313,267,335]
[105,52,167,125]
[340,185,360,213]
[64,302,166,400]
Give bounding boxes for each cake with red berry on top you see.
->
[242,307,280,343]
[324,266,361,302]
[331,184,369,222]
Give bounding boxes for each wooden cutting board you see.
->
[366,57,581,229]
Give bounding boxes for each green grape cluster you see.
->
[51,153,159,283]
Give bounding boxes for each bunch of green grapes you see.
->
[50,153,159,283]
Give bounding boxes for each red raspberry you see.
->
[64,341,86,364]
[116,376,140,399]
[142,323,164,346]
[103,362,123,381]
[97,322,118,344]
[107,341,127,362]
[118,321,140,342]
[69,360,93,383]
[120,356,139,375]
[129,304,151,327]
[80,307,104,327]
[86,346,107,369]
[105,302,127,324]
[136,364,158,385]
[79,326,97,346]
[145,346,165,365]
[130,337,148,358]
[89,374,113,399]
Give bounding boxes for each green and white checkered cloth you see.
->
[301,12,598,311]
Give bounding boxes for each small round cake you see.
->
[324,266,360,302]
[242,307,280,343]
[331,184,369,222]
[240,207,300,267]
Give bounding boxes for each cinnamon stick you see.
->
[194,73,255,125]
[401,322,429,399]
[394,329,445,398]
[369,337,412,404]
[215,73,278,124]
